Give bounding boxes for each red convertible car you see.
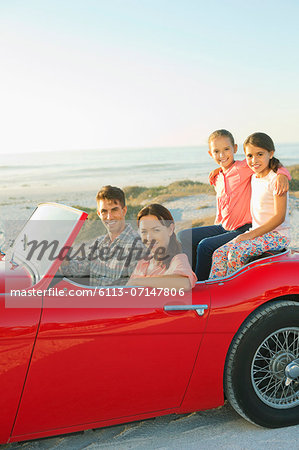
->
[0,203,298,444]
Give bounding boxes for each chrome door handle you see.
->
[164,304,208,316]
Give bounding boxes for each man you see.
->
[62,185,144,286]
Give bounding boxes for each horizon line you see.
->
[1,141,299,156]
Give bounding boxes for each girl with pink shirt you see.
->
[178,129,290,280]
[127,204,196,290]
[210,132,290,279]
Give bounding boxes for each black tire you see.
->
[224,300,299,428]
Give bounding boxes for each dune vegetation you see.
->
[288,164,299,192]
[73,165,299,237]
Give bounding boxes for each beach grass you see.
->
[72,165,299,240]
[72,180,215,223]
[71,181,215,240]
[123,180,214,205]
[288,164,299,192]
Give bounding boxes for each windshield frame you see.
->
[11,202,88,287]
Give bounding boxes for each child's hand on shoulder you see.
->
[274,174,289,196]
[209,167,221,184]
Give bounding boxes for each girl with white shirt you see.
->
[209,132,290,278]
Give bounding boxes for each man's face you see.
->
[97,199,127,237]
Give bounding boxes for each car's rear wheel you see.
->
[224,300,299,428]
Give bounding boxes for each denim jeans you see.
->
[177,223,251,281]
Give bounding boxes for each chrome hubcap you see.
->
[251,327,299,409]
[285,360,299,386]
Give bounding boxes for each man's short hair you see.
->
[96,185,126,208]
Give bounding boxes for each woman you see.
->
[127,204,197,290]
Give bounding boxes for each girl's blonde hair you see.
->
[208,129,235,147]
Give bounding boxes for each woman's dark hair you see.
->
[208,129,235,147]
[137,203,182,269]
[243,132,281,172]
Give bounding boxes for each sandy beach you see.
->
[2,403,299,449]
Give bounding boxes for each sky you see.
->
[1,0,299,154]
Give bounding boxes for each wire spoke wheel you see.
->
[225,301,299,428]
[251,327,299,409]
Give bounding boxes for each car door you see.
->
[12,280,210,438]
[0,270,42,445]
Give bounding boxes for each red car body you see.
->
[0,203,298,444]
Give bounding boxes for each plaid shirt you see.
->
[63,224,144,286]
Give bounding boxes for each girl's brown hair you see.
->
[244,132,281,172]
[137,203,181,268]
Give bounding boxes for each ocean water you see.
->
[1,144,299,192]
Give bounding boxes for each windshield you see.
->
[11,203,87,284]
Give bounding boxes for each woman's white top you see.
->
[251,170,290,238]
